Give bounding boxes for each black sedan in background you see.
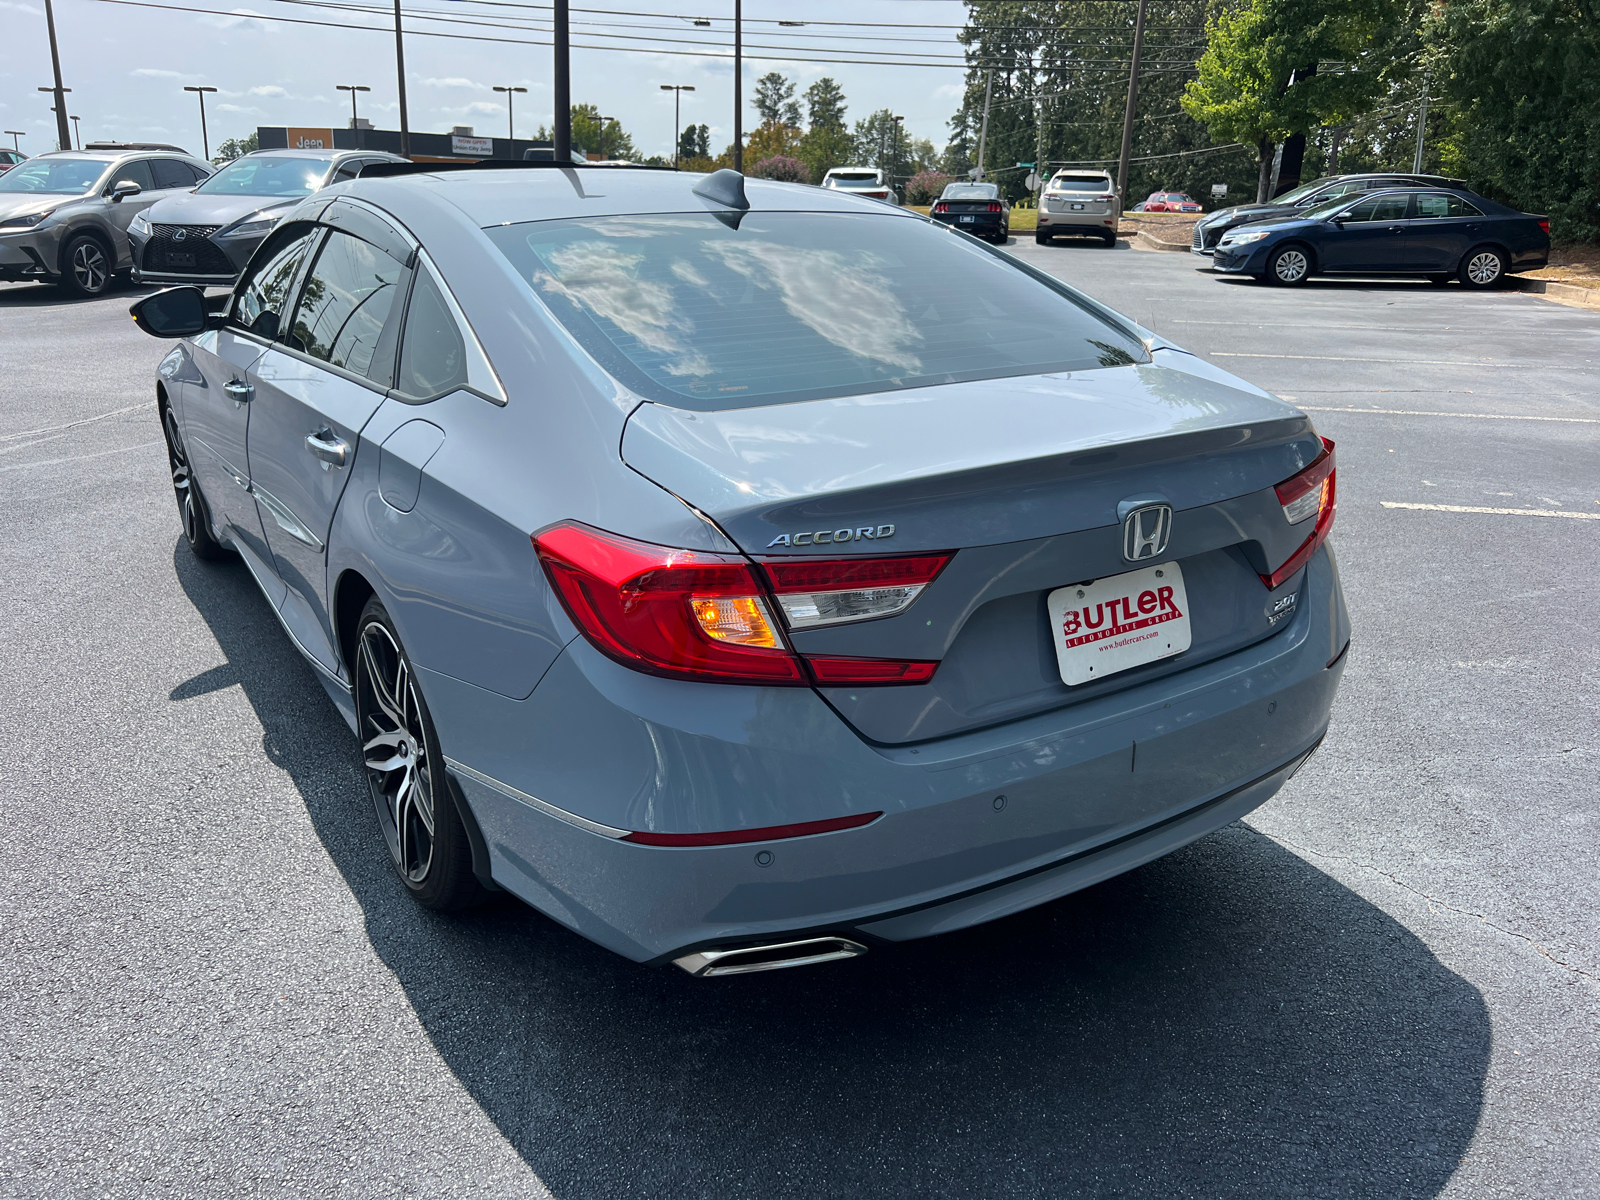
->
[1210,188,1549,288]
[1191,172,1468,254]
[929,182,1010,243]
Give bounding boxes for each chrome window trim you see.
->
[444,758,628,839]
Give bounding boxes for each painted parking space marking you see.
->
[1381,501,1600,520]
[1298,405,1600,424]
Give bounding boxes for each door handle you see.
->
[305,427,349,469]
[224,380,253,404]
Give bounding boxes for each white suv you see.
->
[1036,171,1119,246]
[821,167,898,205]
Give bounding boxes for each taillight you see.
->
[761,553,952,629]
[1538,218,1550,235]
[932,201,948,213]
[623,811,881,846]
[535,523,944,686]
[1262,437,1336,590]
[987,201,1002,212]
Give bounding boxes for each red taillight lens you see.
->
[535,522,805,684]
[536,524,946,686]
[987,201,1002,212]
[623,810,882,846]
[932,201,948,213]
[1538,218,1550,235]
[1262,437,1337,590]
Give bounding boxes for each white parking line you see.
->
[1381,501,1600,519]
[0,400,156,444]
[1213,353,1596,370]
[0,439,162,474]
[1299,405,1600,424]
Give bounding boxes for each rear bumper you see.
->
[931,213,1007,234]
[424,544,1348,964]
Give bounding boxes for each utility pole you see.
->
[892,114,904,195]
[392,0,410,158]
[660,84,695,167]
[600,116,618,159]
[1412,70,1431,175]
[733,0,743,172]
[184,85,218,160]
[494,85,527,142]
[1115,0,1149,201]
[337,84,370,129]
[4,132,24,152]
[553,0,571,161]
[41,0,71,152]
[975,69,993,179]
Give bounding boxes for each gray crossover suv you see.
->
[130,148,407,288]
[0,148,212,296]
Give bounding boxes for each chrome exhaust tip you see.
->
[673,936,868,977]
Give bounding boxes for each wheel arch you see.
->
[1274,238,1319,273]
[332,568,377,681]
[55,221,116,276]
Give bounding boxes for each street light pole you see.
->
[892,114,904,194]
[336,84,371,130]
[553,0,571,161]
[1115,0,1149,201]
[70,115,81,149]
[493,85,528,143]
[660,84,694,168]
[41,0,71,152]
[38,87,71,154]
[183,85,218,160]
[733,0,743,172]
[392,0,410,158]
[4,132,24,152]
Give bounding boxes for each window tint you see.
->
[287,230,404,380]
[1414,193,1482,219]
[187,162,212,184]
[333,161,360,182]
[487,212,1148,411]
[0,157,108,194]
[395,265,469,398]
[1343,195,1410,223]
[234,229,317,340]
[1050,176,1111,191]
[150,159,194,189]
[113,160,156,191]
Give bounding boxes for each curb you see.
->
[1507,276,1600,312]
[1134,230,1192,253]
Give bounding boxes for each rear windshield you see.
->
[942,184,998,200]
[197,156,327,197]
[0,157,109,194]
[1049,176,1110,192]
[829,172,878,183]
[486,211,1148,410]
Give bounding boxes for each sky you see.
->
[1,0,976,161]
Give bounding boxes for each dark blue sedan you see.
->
[1210,188,1549,288]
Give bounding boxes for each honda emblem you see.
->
[1122,504,1172,562]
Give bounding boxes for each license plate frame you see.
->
[959,215,975,223]
[1047,562,1191,686]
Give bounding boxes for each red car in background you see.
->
[0,149,27,174]
[1142,192,1202,213]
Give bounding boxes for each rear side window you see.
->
[287,229,404,380]
[113,160,155,191]
[1414,193,1482,219]
[234,229,316,339]
[487,211,1148,411]
[395,265,468,399]
[150,159,194,189]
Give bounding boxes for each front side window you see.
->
[0,157,109,195]
[197,156,328,198]
[234,229,317,339]
[288,229,404,380]
[112,161,156,192]
[1342,195,1411,223]
[487,211,1148,411]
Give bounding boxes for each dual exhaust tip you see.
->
[673,935,867,977]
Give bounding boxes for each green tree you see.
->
[1182,0,1407,202]
[798,77,852,181]
[677,123,710,161]
[753,71,802,127]
[537,105,636,160]
[214,132,258,162]
[853,109,913,189]
[1428,0,1600,241]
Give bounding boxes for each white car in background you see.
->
[821,167,898,205]
[1037,170,1120,246]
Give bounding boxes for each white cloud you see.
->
[248,85,289,97]
[217,103,265,115]
[0,1,44,12]
[423,77,486,91]
[446,101,505,117]
[133,68,187,79]
[199,8,272,31]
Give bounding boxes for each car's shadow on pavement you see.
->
[175,542,1491,1200]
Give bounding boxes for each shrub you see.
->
[905,170,955,206]
[748,155,811,184]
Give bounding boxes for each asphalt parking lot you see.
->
[2,242,1596,1199]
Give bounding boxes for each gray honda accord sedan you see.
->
[130,163,1348,976]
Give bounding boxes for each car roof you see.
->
[38,148,196,161]
[359,166,921,227]
[242,148,406,163]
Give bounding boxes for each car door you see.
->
[243,215,411,673]
[181,223,321,592]
[100,159,157,249]
[1405,192,1487,271]
[1317,193,1413,271]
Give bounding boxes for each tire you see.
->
[1102,231,1118,247]
[59,232,114,298]
[1035,231,1051,246]
[1459,246,1506,289]
[355,597,485,911]
[160,401,231,561]
[1267,244,1312,286]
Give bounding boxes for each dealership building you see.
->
[256,124,595,163]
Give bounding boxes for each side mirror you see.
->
[109,180,142,202]
[129,286,208,338]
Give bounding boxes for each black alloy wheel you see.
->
[354,598,483,910]
[61,233,113,298]
[160,403,230,560]
[1267,244,1312,286]
[1460,246,1506,289]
